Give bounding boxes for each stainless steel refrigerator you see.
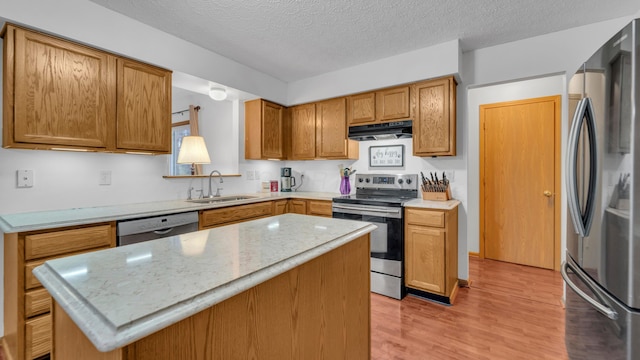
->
[564,19,640,359]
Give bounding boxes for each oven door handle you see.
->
[332,204,402,216]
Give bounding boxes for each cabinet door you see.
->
[376,86,410,121]
[289,200,307,214]
[25,314,51,359]
[412,77,456,156]
[290,103,316,159]
[405,225,446,294]
[347,92,376,125]
[116,58,171,153]
[262,101,284,159]
[272,200,289,215]
[316,98,348,158]
[307,200,333,217]
[9,26,115,149]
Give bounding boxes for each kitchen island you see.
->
[33,214,375,359]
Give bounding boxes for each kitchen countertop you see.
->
[0,191,338,233]
[33,214,376,352]
[404,198,461,210]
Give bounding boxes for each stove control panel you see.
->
[355,174,418,191]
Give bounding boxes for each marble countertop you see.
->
[0,191,338,233]
[404,198,460,210]
[33,214,376,352]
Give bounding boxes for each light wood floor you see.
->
[371,257,568,360]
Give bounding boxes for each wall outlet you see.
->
[246,169,255,180]
[254,170,260,180]
[99,170,112,185]
[17,169,34,188]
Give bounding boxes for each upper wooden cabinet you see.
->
[412,76,457,157]
[289,103,316,160]
[347,86,410,126]
[245,99,285,160]
[116,59,171,152]
[2,24,172,154]
[316,97,358,159]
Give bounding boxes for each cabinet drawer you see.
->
[25,224,113,260]
[200,202,273,228]
[25,246,111,290]
[406,209,445,228]
[26,313,51,359]
[307,200,333,217]
[25,288,51,318]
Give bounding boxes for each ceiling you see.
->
[89,0,639,83]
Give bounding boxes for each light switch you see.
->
[17,170,34,188]
[99,170,112,185]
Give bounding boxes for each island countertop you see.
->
[33,214,376,352]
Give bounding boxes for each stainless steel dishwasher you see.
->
[117,211,199,246]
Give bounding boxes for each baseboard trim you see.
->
[459,278,472,287]
[469,251,480,257]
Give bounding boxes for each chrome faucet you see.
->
[207,170,224,198]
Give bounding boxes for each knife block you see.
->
[422,185,452,201]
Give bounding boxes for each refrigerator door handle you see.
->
[561,260,618,320]
[565,97,598,237]
[566,98,586,236]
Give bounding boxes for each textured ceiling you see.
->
[89,0,639,82]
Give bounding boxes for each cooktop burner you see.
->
[332,174,419,207]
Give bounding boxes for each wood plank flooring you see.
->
[371,257,568,360]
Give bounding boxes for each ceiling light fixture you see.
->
[208,87,227,101]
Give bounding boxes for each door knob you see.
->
[543,190,553,197]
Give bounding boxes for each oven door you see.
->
[331,203,403,261]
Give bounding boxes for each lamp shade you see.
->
[177,136,211,164]
[209,87,227,101]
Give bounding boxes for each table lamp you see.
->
[177,136,211,175]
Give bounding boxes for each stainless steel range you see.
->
[332,173,419,299]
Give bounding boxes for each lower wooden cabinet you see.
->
[405,206,459,303]
[3,223,116,360]
[272,199,289,215]
[307,200,333,217]
[199,202,273,229]
[289,199,308,215]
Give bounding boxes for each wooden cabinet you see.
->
[289,103,316,159]
[116,58,172,152]
[289,199,308,215]
[3,223,116,360]
[316,97,358,159]
[245,99,285,160]
[347,86,410,125]
[405,206,458,303]
[2,24,172,153]
[272,199,289,215]
[307,200,333,217]
[412,76,457,157]
[199,202,273,229]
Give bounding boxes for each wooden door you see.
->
[316,97,348,158]
[480,96,561,270]
[289,200,307,214]
[405,225,445,294]
[261,101,284,159]
[290,103,316,159]
[347,92,376,125]
[376,86,410,121]
[10,25,115,148]
[116,58,171,153]
[412,77,456,156]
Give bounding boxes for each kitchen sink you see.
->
[186,195,258,204]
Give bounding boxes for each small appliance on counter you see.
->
[280,167,296,192]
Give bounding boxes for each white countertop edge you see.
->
[403,198,460,210]
[34,223,377,352]
[0,192,340,233]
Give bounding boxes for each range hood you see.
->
[348,120,412,141]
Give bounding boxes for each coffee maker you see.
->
[280,167,296,192]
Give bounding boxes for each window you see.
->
[171,124,192,176]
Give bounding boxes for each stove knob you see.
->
[358,178,364,183]
[365,178,370,183]
[406,179,412,185]
[398,179,404,184]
